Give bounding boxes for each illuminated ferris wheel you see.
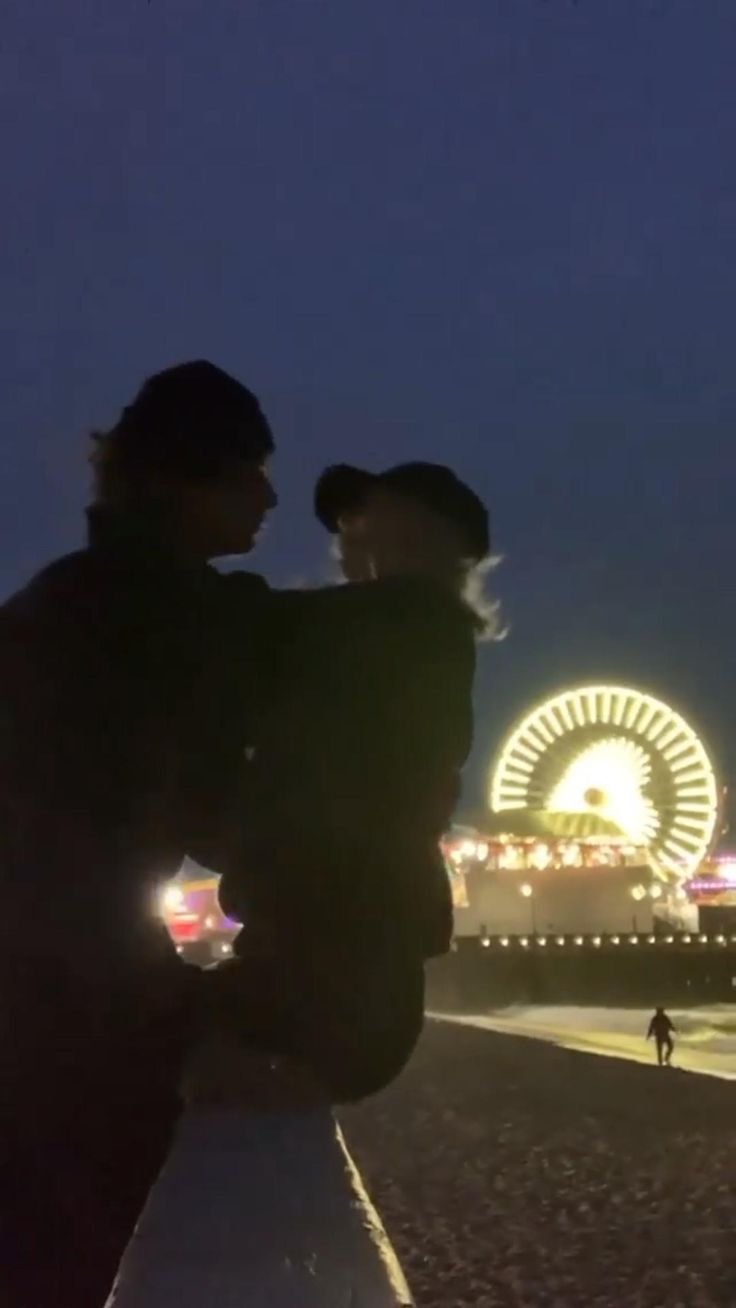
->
[489,685,720,880]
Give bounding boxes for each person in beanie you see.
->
[218,460,494,1102]
[0,361,276,1307]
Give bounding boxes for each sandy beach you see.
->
[343,1019,736,1307]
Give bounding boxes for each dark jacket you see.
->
[648,1011,676,1040]
[0,512,267,1014]
[221,575,476,963]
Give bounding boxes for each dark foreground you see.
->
[342,1021,736,1307]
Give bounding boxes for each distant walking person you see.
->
[647,1007,676,1065]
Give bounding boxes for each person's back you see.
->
[1,541,239,987]
[226,574,475,957]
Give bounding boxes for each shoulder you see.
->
[360,577,477,666]
[1,550,105,627]
[268,576,475,633]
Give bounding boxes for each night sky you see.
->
[1,1,734,807]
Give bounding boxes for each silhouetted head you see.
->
[315,460,489,576]
[314,459,500,635]
[90,361,276,560]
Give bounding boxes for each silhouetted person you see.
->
[0,362,276,1308]
[219,461,494,1101]
[647,1007,676,1065]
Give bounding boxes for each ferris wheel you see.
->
[489,685,720,880]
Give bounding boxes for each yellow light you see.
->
[630,884,647,902]
[683,934,692,943]
[629,935,639,944]
[519,882,533,898]
[481,936,491,948]
[547,737,656,844]
[649,883,663,899]
[475,842,489,862]
[500,936,509,947]
[520,936,529,947]
[538,936,547,946]
[161,885,185,914]
[574,935,584,945]
[489,683,719,881]
[556,935,565,946]
[530,843,551,871]
[648,935,657,944]
[665,935,674,944]
[699,934,708,944]
[611,935,620,944]
[592,936,601,947]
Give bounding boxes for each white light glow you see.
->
[161,885,185,914]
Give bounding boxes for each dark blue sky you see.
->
[1,1,734,801]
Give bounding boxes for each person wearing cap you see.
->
[0,361,277,1307]
[314,460,492,589]
[217,460,494,1102]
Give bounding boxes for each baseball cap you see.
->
[314,461,490,560]
[110,360,274,475]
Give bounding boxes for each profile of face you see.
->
[334,489,465,585]
[184,457,277,559]
[336,486,467,585]
[335,510,374,582]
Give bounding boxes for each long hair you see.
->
[459,553,506,642]
[328,505,506,641]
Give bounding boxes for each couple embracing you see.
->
[0,359,494,1305]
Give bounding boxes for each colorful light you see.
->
[490,684,719,880]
